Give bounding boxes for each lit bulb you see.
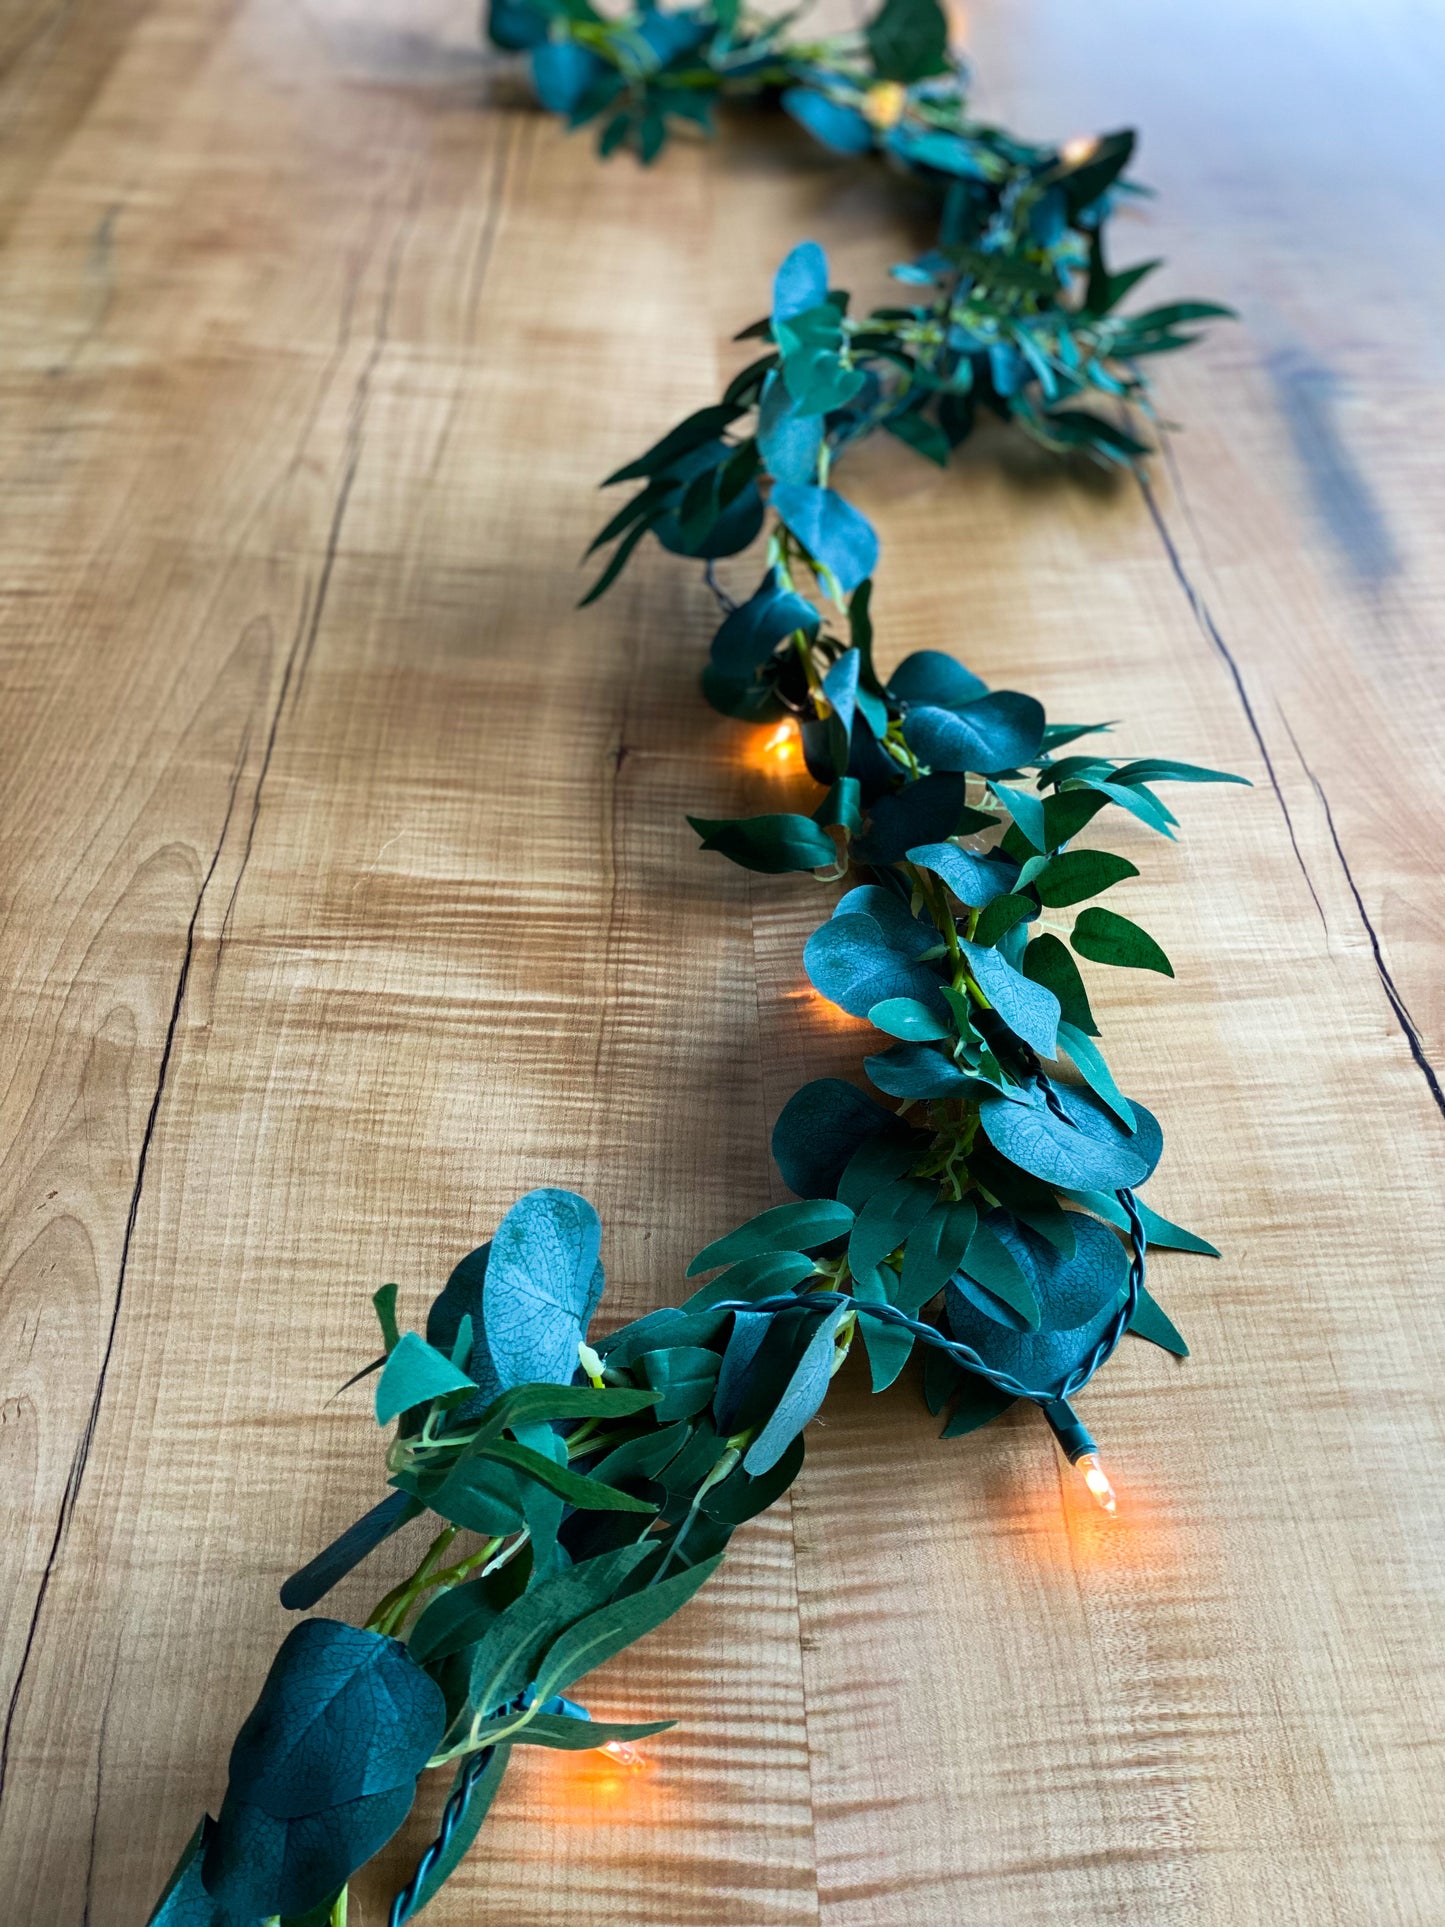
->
[759,723,796,763]
[597,1740,643,1767]
[1075,1452,1116,1515]
[1061,134,1099,167]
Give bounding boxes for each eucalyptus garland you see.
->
[143,31,1242,1927]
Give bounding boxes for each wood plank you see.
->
[0,0,1440,1922]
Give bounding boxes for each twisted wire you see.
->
[388,1746,496,1927]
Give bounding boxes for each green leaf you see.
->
[898,1198,977,1314]
[595,1306,726,1369]
[1109,758,1248,787]
[1055,1018,1134,1131]
[689,812,837,874]
[1040,787,1109,850]
[959,939,1061,1057]
[603,403,744,486]
[483,1188,606,1393]
[1022,932,1098,1035]
[468,1546,655,1720]
[867,996,952,1041]
[203,1623,446,1922]
[990,781,1046,852]
[978,1085,1155,1191]
[684,1249,819,1312]
[148,1817,223,1926]
[957,1220,1041,1329]
[701,1432,805,1524]
[1072,906,1174,975]
[1034,849,1139,908]
[372,1284,401,1355]
[1127,1286,1189,1357]
[885,409,951,466]
[474,1381,662,1440]
[376,1332,476,1427]
[866,0,950,83]
[531,1556,725,1703]
[972,892,1036,949]
[836,1129,921,1211]
[849,1175,938,1274]
[744,1303,850,1474]
[852,1267,914,1391]
[473,1439,659,1513]
[940,1374,1017,1438]
[1135,1200,1220,1257]
[688,1200,853,1278]
[637,1345,721,1422]
[506,1713,676,1751]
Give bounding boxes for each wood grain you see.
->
[0,0,1441,1922]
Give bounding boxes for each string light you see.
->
[596,1740,644,1767]
[1060,134,1099,165]
[757,721,797,765]
[1074,1452,1117,1515]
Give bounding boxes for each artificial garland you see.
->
[144,27,1240,1927]
[146,263,1240,1927]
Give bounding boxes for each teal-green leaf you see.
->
[473,1439,659,1513]
[849,1175,938,1274]
[148,1817,223,1927]
[468,1545,655,1720]
[898,1198,977,1314]
[372,1284,401,1355]
[1034,849,1138,908]
[531,1556,725,1703]
[687,1200,853,1277]
[990,781,1046,852]
[744,1303,850,1475]
[851,1268,914,1391]
[637,1346,722,1422]
[684,1249,819,1312]
[1072,906,1174,975]
[1110,758,1248,787]
[375,1332,476,1427]
[1022,932,1098,1035]
[940,1374,1017,1438]
[958,1220,1042,1329]
[1135,1200,1220,1257]
[1127,1286,1189,1357]
[689,812,837,874]
[507,1713,675,1751]
[1055,1019,1135,1131]
[483,1188,606,1393]
[867,995,952,1041]
[972,892,1037,950]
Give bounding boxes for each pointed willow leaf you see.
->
[687,1201,853,1276]
[1034,849,1139,907]
[1127,1287,1189,1357]
[958,1219,1041,1328]
[636,1346,721,1422]
[684,1249,819,1312]
[851,1268,914,1391]
[473,1440,658,1514]
[849,1175,939,1274]
[1022,932,1098,1035]
[508,1713,676,1751]
[1134,1200,1220,1257]
[531,1556,725,1703]
[468,1546,655,1720]
[898,1198,977,1314]
[867,996,952,1041]
[1055,1019,1135,1131]
[744,1303,850,1475]
[1072,906,1174,975]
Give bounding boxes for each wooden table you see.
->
[2,0,1442,1920]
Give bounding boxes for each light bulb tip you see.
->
[1076,1452,1117,1516]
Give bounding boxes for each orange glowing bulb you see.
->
[1061,134,1100,166]
[597,1740,643,1767]
[759,722,796,763]
[1075,1452,1116,1515]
